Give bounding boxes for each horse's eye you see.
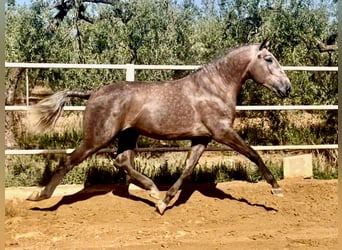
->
[265,56,273,63]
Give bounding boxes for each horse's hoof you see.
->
[271,188,284,197]
[156,200,167,215]
[150,189,161,200]
[26,190,49,201]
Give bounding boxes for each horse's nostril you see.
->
[284,80,291,93]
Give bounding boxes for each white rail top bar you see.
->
[5,62,338,71]
[5,144,338,155]
[5,62,130,69]
[5,105,338,111]
[282,66,338,71]
[236,105,338,110]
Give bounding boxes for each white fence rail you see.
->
[4,144,339,156]
[5,62,339,70]
[5,105,338,111]
[5,63,338,154]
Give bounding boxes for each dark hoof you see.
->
[271,188,283,197]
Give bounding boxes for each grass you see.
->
[4,154,253,187]
[5,149,337,187]
[312,149,338,179]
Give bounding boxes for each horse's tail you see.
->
[28,90,91,132]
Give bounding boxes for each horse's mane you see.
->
[182,43,261,97]
[191,43,261,75]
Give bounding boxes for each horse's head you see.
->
[248,40,291,98]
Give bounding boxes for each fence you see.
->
[5,63,338,155]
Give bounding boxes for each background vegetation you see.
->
[5,0,338,186]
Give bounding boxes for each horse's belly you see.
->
[133,119,210,140]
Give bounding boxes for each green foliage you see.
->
[6,148,338,187]
[313,167,338,180]
[5,153,285,187]
[6,0,337,90]
[5,156,43,187]
[17,129,82,149]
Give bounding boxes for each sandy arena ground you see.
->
[5,178,337,249]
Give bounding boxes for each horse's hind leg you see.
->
[114,150,160,199]
[156,138,209,215]
[114,130,160,199]
[27,142,99,201]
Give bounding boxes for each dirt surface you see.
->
[5,179,338,249]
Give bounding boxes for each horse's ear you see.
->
[259,39,270,50]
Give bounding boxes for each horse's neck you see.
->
[191,50,251,102]
[220,48,252,84]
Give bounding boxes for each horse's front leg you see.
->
[156,138,210,215]
[212,126,283,196]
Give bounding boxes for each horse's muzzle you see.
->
[274,80,291,98]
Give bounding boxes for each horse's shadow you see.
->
[29,184,154,211]
[168,183,278,212]
[30,182,277,212]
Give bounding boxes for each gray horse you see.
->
[27,40,291,215]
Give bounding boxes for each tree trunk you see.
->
[5,68,24,149]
